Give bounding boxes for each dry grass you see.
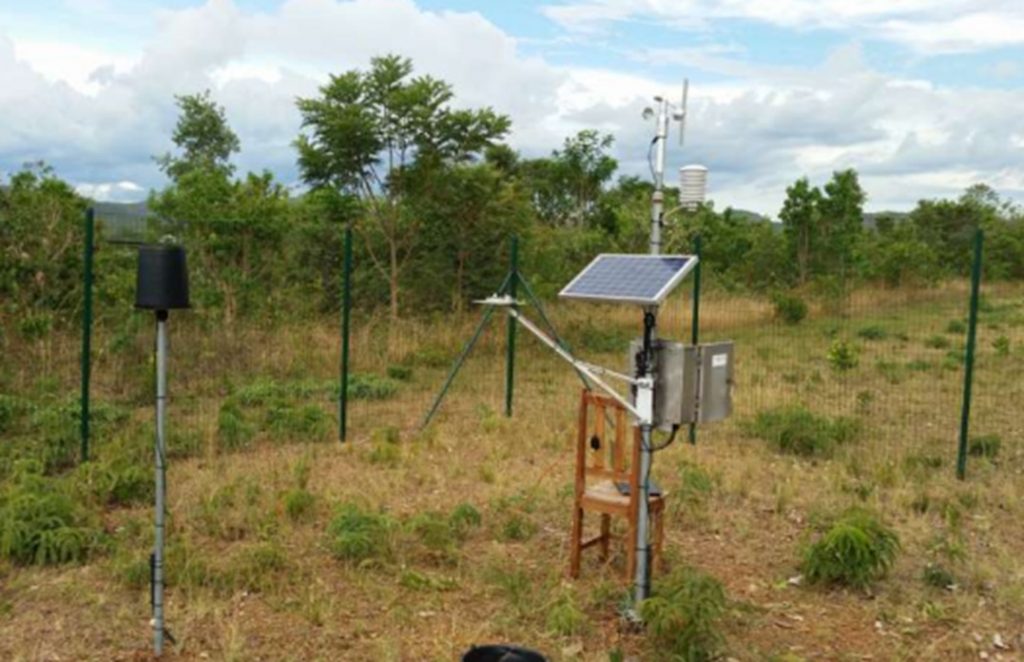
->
[2,281,1024,660]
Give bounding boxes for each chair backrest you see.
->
[575,389,639,492]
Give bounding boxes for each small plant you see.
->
[922,563,955,590]
[449,502,482,539]
[743,406,859,457]
[941,349,963,370]
[283,488,315,522]
[546,590,587,636]
[398,568,458,592]
[946,319,966,334]
[905,359,933,372]
[677,461,714,508]
[772,292,808,325]
[17,314,52,342]
[993,335,1010,356]
[217,400,254,450]
[325,503,394,563]
[386,364,413,381]
[874,360,903,384]
[924,334,951,349]
[500,513,537,542]
[856,325,887,341]
[640,565,727,661]
[827,339,859,372]
[968,434,1001,458]
[408,510,460,560]
[801,508,900,589]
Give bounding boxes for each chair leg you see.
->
[599,514,611,561]
[569,506,583,578]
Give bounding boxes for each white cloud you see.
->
[0,0,1023,215]
[543,0,1024,54]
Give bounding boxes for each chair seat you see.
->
[582,480,666,511]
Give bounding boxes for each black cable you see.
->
[649,424,680,453]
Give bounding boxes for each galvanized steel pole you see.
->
[153,311,168,656]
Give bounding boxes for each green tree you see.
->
[155,90,240,181]
[779,177,822,285]
[294,54,510,321]
[520,130,617,229]
[818,168,865,281]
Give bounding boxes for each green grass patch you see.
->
[968,434,1001,458]
[744,406,859,458]
[325,503,395,564]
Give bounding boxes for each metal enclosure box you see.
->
[628,339,698,430]
[697,341,733,423]
[627,339,734,428]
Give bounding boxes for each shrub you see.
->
[265,402,329,441]
[743,406,859,457]
[772,292,808,325]
[856,325,887,341]
[924,335,951,349]
[827,340,859,372]
[968,434,1001,458]
[640,566,727,661]
[801,509,900,588]
[0,462,100,565]
[386,364,413,381]
[325,503,394,563]
[408,510,459,557]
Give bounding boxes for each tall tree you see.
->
[155,90,240,181]
[779,177,822,285]
[818,168,865,280]
[294,54,510,320]
[521,130,617,228]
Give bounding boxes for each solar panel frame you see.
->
[558,253,699,305]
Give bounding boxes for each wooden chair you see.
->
[569,389,666,580]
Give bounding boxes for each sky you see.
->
[1,0,1023,215]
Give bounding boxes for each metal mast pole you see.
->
[153,310,168,656]
[633,97,671,609]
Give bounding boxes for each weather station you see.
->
[477,80,734,619]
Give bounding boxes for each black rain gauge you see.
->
[135,242,189,656]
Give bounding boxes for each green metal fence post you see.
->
[80,207,95,463]
[688,233,702,445]
[957,227,983,480]
[505,235,519,417]
[339,225,353,442]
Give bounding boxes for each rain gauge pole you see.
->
[153,310,168,656]
[135,244,189,657]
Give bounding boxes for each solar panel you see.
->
[559,254,698,305]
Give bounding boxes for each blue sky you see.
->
[1,0,1023,213]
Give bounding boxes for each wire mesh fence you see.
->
[25,208,1014,485]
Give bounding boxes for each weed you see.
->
[398,568,458,592]
[449,502,482,539]
[946,319,966,334]
[968,434,1001,458]
[228,542,288,593]
[408,510,460,559]
[347,373,400,400]
[76,459,152,507]
[640,565,727,662]
[801,508,900,589]
[386,364,413,381]
[217,400,255,451]
[366,441,401,467]
[266,402,329,441]
[925,334,951,349]
[941,349,963,370]
[325,503,394,563]
[856,325,888,341]
[744,406,859,457]
[546,590,587,636]
[875,360,903,384]
[283,488,316,522]
[772,292,808,325]
[677,461,714,509]
[993,335,1011,356]
[905,359,933,372]
[0,461,100,565]
[922,563,956,590]
[827,340,859,372]
[500,513,537,542]
[410,346,450,368]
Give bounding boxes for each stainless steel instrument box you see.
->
[628,338,733,429]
